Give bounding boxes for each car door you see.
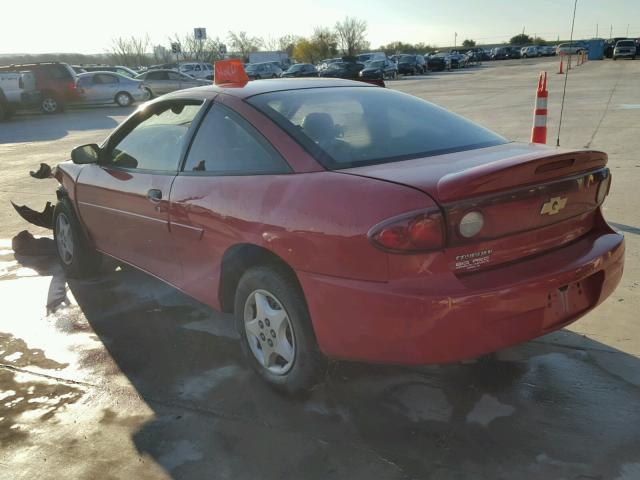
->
[75,99,205,285]
[95,73,119,102]
[145,71,167,95]
[168,101,292,304]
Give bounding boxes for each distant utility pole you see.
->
[596,24,598,38]
[609,24,612,39]
[454,32,457,48]
[626,24,630,36]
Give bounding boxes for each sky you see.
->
[1,0,638,54]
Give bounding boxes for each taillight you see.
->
[68,80,76,91]
[596,171,611,205]
[368,209,444,253]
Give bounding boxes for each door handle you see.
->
[147,189,162,202]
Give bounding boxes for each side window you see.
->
[184,104,290,175]
[95,74,118,84]
[108,102,203,171]
[168,72,183,81]
[147,71,167,80]
[195,65,201,71]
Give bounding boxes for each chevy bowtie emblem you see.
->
[540,196,568,215]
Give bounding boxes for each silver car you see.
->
[135,69,210,98]
[613,39,637,60]
[75,72,148,107]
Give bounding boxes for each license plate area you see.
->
[543,271,604,329]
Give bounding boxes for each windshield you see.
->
[245,64,258,72]
[248,87,507,169]
[399,55,414,62]
[617,41,635,47]
[287,64,305,72]
[326,63,345,70]
[366,61,385,68]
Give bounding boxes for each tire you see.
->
[271,74,277,78]
[40,93,61,114]
[234,265,327,394]
[144,88,154,99]
[115,92,133,107]
[114,92,134,107]
[53,199,102,278]
[613,56,617,61]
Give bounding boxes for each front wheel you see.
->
[235,265,327,394]
[53,199,101,277]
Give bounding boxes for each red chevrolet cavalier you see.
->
[49,79,624,393]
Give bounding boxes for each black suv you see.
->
[396,54,427,75]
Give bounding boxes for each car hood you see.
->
[337,142,607,203]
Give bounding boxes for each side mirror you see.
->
[71,144,101,164]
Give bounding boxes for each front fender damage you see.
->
[11,162,57,229]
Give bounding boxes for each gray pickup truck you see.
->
[0,71,40,121]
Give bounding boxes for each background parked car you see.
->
[356,52,387,63]
[178,62,214,80]
[613,39,636,60]
[426,53,450,71]
[448,52,468,68]
[359,59,397,80]
[281,63,318,78]
[605,37,628,58]
[245,62,282,80]
[520,46,540,58]
[74,72,148,107]
[396,54,426,75]
[0,62,79,113]
[0,71,40,120]
[556,42,587,56]
[135,69,209,98]
[317,58,341,72]
[81,65,140,78]
[319,61,364,79]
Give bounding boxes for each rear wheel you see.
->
[144,87,154,99]
[234,265,327,394]
[53,199,101,277]
[41,94,61,114]
[115,92,133,107]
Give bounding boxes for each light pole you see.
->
[454,32,457,48]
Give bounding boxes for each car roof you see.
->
[161,78,377,100]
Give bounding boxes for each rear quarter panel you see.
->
[169,171,436,308]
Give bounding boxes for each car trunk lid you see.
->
[341,142,610,272]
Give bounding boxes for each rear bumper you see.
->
[299,225,624,364]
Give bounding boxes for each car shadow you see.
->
[0,107,133,144]
[7,236,640,479]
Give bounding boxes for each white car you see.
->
[0,71,39,121]
[520,46,540,58]
[556,42,587,56]
[178,62,214,80]
[613,39,637,60]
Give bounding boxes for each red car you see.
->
[49,79,624,393]
[0,62,80,113]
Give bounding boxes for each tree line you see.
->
[0,26,554,68]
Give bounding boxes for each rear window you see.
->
[247,87,507,169]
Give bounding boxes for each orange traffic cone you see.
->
[558,58,564,74]
[531,72,548,144]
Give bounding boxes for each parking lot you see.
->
[1,56,639,479]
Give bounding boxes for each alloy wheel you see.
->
[116,93,131,106]
[42,97,58,113]
[243,289,296,375]
[55,213,74,265]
